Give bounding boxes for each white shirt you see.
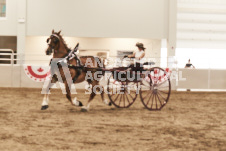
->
[134,50,145,63]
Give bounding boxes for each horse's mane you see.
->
[55,33,71,52]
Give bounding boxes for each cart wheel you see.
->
[140,67,171,110]
[107,73,138,108]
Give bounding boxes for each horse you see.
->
[41,30,111,111]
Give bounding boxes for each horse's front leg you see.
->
[72,97,83,107]
[65,82,83,107]
[41,76,57,110]
[41,94,50,110]
[41,82,54,110]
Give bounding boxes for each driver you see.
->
[124,42,145,71]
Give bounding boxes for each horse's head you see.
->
[45,30,62,55]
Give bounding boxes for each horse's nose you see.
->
[46,50,50,55]
[46,48,52,55]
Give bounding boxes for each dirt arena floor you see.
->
[0,88,225,151]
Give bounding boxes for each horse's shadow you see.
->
[34,106,145,115]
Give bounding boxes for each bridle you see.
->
[46,34,61,55]
[46,34,81,66]
[47,34,60,45]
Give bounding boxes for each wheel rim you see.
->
[107,73,138,108]
[140,67,171,110]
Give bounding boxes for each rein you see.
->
[57,43,81,67]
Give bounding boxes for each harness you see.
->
[51,43,83,83]
[65,43,83,82]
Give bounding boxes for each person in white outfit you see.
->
[124,42,145,71]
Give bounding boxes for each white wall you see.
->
[178,68,226,90]
[25,36,161,65]
[0,0,17,36]
[177,0,226,49]
[26,0,169,39]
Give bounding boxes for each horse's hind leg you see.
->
[99,85,111,106]
[81,91,96,112]
[81,81,99,112]
[81,81,111,111]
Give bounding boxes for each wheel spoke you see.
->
[118,94,122,106]
[158,85,169,89]
[146,91,153,106]
[141,83,152,89]
[153,94,157,109]
[123,94,125,107]
[157,91,167,100]
[126,89,136,98]
[113,94,120,103]
[143,91,151,100]
[150,92,154,109]
[156,93,163,106]
[128,89,138,95]
[125,93,131,104]
[157,80,168,88]
[127,92,135,101]
[158,90,169,94]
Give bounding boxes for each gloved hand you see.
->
[123,55,128,58]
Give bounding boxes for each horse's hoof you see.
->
[41,105,49,110]
[81,107,88,112]
[108,102,112,106]
[79,101,83,106]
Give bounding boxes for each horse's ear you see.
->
[57,30,61,35]
[52,29,54,34]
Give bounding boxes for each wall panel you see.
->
[26,0,169,39]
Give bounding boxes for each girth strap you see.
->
[68,64,84,83]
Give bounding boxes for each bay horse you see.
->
[41,30,111,111]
